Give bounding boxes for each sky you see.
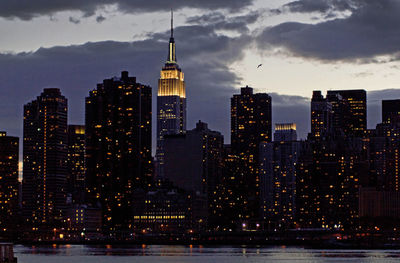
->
[2,0,400,159]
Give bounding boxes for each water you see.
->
[14,245,400,263]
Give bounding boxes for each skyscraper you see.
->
[0,132,19,232]
[231,85,272,222]
[163,121,224,230]
[67,125,85,204]
[382,99,400,125]
[85,71,152,232]
[156,11,186,178]
[311,91,332,139]
[260,123,299,229]
[22,88,68,226]
[327,90,367,137]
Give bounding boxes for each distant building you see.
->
[231,86,272,221]
[0,132,19,232]
[260,123,299,230]
[66,204,102,234]
[156,11,186,179]
[327,90,367,137]
[67,125,85,204]
[382,99,400,125]
[163,121,224,230]
[22,88,68,226]
[132,188,190,233]
[311,91,332,139]
[85,71,152,232]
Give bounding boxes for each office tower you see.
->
[311,91,332,139]
[260,123,299,230]
[22,88,68,226]
[382,99,400,125]
[156,11,186,178]
[327,90,367,137]
[163,121,224,230]
[296,138,368,230]
[0,132,19,232]
[85,71,152,231]
[231,85,272,221]
[67,125,85,204]
[274,123,297,141]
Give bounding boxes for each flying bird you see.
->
[257,64,262,68]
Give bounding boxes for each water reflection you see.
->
[14,245,400,263]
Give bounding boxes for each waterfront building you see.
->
[22,88,68,226]
[231,86,272,221]
[163,121,224,230]
[0,132,19,232]
[260,123,299,230]
[85,71,152,232]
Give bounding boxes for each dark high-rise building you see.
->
[85,71,152,231]
[231,85,272,221]
[67,125,85,204]
[260,124,299,230]
[156,11,186,179]
[163,121,224,230]
[296,138,368,230]
[327,90,367,137]
[22,88,68,226]
[382,99,400,125]
[0,132,19,232]
[311,91,332,139]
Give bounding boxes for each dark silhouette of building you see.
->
[85,71,152,232]
[327,90,367,137]
[231,85,272,222]
[67,125,85,204]
[382,99,400,125]
[0,132,19,233]
[260,124,299,230]
[163,121,224,230]
[156,10,186,179]
[311,91,332,139]
[22,88,68,227]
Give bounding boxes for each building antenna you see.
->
[171,9,174,38]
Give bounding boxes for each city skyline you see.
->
[2,1,400,150]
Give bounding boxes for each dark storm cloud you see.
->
[186,11,260,33]
[0,0,254,20]
[258,0,400,62]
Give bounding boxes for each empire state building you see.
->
[156,11,186,178]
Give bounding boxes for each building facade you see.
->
[22,88,68,227]
[0,132,19,233]
[260,123,299,230]
[67,125,85,204]
[85,71,152,232]
[231,86,272,221]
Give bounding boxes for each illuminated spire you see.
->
[167,9,176,63]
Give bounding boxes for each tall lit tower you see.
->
[156,10,186,178]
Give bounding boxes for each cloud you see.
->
[69,16,80,24]
[186,11,260,33]
[0,0,254,20]
[257,0,400,62]
[282,0,356,14]
[0,17,252,152]
[96,15,106,23]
